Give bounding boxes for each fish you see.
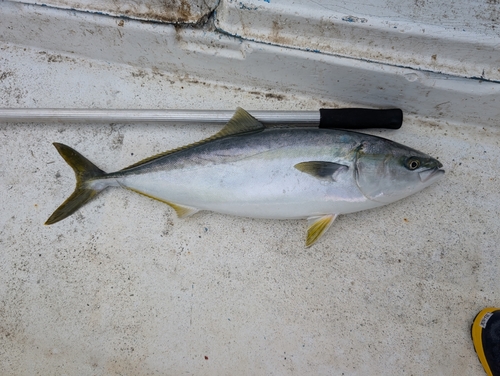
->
[45,107,444,246]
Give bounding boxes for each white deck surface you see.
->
[1,2,500,376]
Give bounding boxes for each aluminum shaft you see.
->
[0,108,320,125]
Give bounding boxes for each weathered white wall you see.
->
[215,0,500,81]
[1,2,498,126]
[13,0,219,23]
[11,0,500,79]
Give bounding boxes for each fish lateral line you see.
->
[119,107,266,171]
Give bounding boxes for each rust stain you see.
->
[177,0,192,23]
[34,0,217,24]
[270,19,289,45]
[0,71,14,81]
[174,23,184,43]
[265,93,285,101]
[46,54,77,64]
[48,54,63,63]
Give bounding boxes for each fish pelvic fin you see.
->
[45,143,107,225]
[306,214,338,247]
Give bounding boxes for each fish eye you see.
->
[406,158,420,170]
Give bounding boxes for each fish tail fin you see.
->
[45,143,107,225]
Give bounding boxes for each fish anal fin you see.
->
[126,187,199,219]
[121,108,265,171]
[306,214,338,247]
[165,201,199,219]
[295,161,348,181]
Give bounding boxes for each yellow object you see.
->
[472,307,499,376]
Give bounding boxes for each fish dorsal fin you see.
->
[295,161,349,181]
[213,107,266,138]
[121,107,265,171]
[306,214,337,247]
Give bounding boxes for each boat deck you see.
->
[1,2,499,375]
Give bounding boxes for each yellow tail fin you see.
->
[45,143,106,225]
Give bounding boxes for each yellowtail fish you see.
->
[46,108,444,246]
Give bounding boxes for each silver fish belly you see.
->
[46,108,444,246]
[110,128,377,219]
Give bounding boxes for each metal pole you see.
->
[0,108,320,125]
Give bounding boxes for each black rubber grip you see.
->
[319,108,403,129]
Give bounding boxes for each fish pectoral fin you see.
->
[294,161,348,181]
[306,214,338,247]
[164,201,199,219]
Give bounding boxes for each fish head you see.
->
[354,138,444,204]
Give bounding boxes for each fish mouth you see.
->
[419,167,445,183]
